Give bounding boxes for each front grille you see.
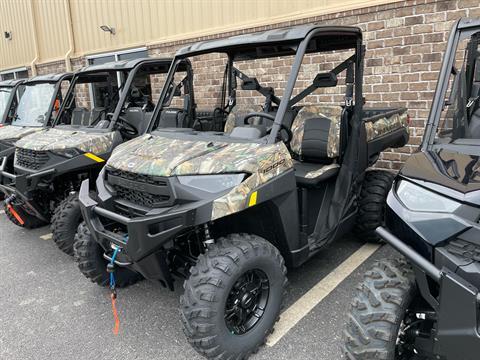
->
[106,167,172,208]
[15,148,49,170]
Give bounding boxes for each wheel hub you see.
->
[224,269,270,335]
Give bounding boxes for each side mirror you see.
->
[313,72,338,88]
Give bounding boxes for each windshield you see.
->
[0,87,12,118]
[13,83,56,127]
[434,30,480,146]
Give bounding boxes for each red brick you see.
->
[405,15,424,26]
[367,21,385,31]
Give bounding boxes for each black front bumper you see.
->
[79,179,212,284]
[0,152,105,221]
[0,160,56,221]
[376,226,480,360]
[0,146,16,186]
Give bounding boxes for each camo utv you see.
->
[0,74,73,175]
[76,25,409,359]
[0,58,183,255]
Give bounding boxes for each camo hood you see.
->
[15,128,117,155]
[107,133,293,219]
[0,125,43,143]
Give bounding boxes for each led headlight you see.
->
[177,174,246,193]
[396,180,460,213]
[51,148,84,158]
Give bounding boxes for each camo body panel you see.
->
[0,125,43,143]
[304,163,340,179]
[290,105,343,158]
[365,111,409,142]
[15,128,116,154]
[224,105,263,133]
[107,134,293,220]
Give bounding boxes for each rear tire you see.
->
[343,258,416,360]
[180,233,287,359]
[73,222,142,287]
[4,202,46,229]
[354,170,395,242]
[51,193,82,255]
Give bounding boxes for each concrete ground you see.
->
[0,212,397,360]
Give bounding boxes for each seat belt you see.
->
[466,34,480,120]
[344,61,354,109]
[288,55,356,107]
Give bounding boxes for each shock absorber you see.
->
[203,223,214,249]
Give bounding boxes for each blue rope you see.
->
[109,247,120,289]
[109,235,128,290]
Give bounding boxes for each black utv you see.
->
[75,25,409,359]
[344,18,480,360]
[0,58,179,254]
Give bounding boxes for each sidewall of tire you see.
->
[52,194,82,255]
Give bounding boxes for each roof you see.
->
[458,17,480,30]
[0,79,25,87]
[25,72,73,84]
[77,57,173,73]
[176,24,362,60]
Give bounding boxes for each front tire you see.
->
[51,193,82,255]
[4,202,46,229]
[343,258,416,360]
[73,222,142,287]
[180,233,287,359]
[354,170,395,242]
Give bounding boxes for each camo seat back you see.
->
[224,104,263,134]
[290,104,343,161]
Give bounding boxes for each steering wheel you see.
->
[243,112,292,143]
[107,113,138,136]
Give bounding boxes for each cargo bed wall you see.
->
[363,107,409,159]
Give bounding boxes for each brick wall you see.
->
[30,0,480,170]
[148,0,480,170]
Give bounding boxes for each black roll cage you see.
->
[54,58,177,132]
[148,26,364,144]
[0,80,25,124]
[423,18,480,150]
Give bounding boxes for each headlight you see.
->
[51,148,84,158]
[177,174,246,193]
[396,180,460,213]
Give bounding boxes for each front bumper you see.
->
[376,226,480,360]
[79,178,213,283]
[0,146,16,186]
[0,152,106,220]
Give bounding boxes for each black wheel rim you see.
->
[224,269,270,335]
